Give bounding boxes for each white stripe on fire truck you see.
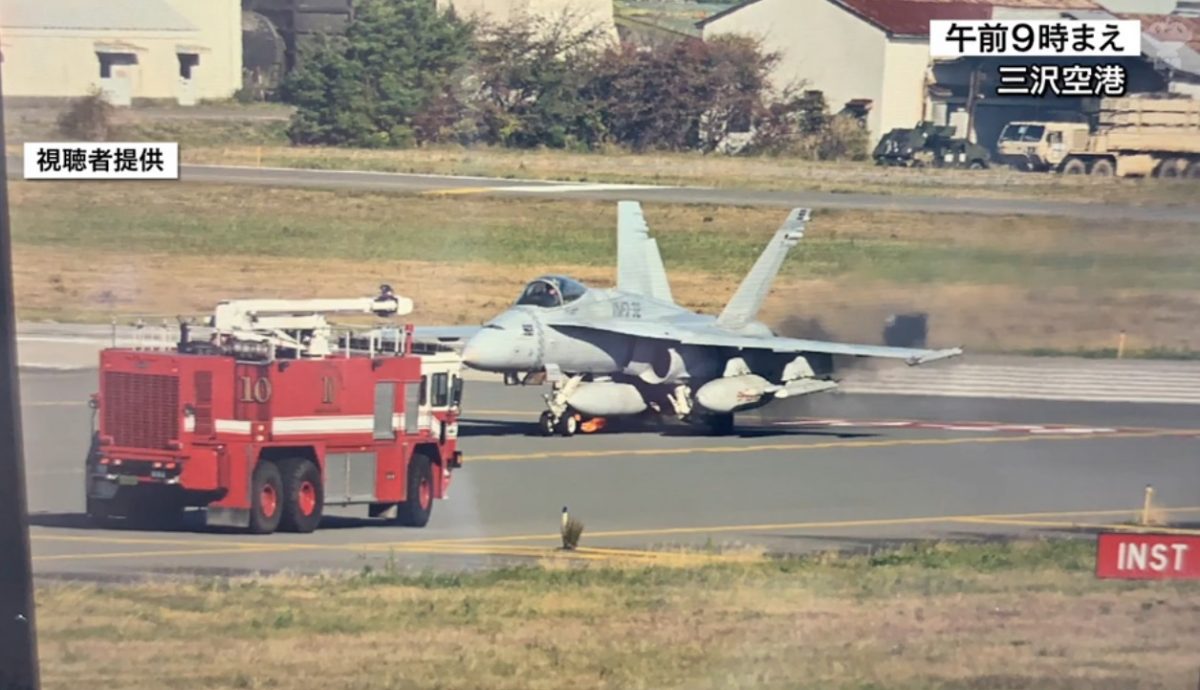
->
[209,414,439,437]
[272,416,375,435]
[214,419,252,435]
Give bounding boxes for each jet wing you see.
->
[410,325,481,346]
[546,318,961,366]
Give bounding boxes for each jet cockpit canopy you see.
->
[515,275,588,308]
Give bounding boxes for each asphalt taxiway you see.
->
[20,368,1200,577]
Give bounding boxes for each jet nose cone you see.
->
[462,328,511,372]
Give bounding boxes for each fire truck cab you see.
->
[85,288,465,534]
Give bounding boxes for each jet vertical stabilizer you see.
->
[616,201,675,304]
[715,208,810,330]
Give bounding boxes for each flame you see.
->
[581,417,607,433]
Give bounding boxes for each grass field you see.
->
[11,181,1200,353]
[8,105,1200,207]
[34,539,1200,690]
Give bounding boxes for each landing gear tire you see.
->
[557,412,579,437]
[394,452,434,528]
[539,411,556,436]
[248,460,284,535]
[708,413,735,436]
[279,458,323,534]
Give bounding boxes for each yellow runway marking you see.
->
[468,430,1185,463]
[33,545,303,562]
[407,506,1200,547]
[32,507,1200,564]
[32,534,282,549]
[957,516,1200,536]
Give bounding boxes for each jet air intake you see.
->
[624,343,717,385]
[567,382,648,417]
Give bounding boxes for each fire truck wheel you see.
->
[394,453,434,528]
[249,461,285,535]
[279,459,323,534]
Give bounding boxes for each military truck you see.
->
[996,96,1200,178]
[873,121,991,169]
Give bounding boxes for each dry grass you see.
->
[33,539,1200,690]
[11,181,1200,352]
[6,103,1199,206]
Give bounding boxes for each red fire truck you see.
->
[85,287,464,534]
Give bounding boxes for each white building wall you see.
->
[879,38,932,138]
[702,0,890,140]
[1,30,192,100]
[0,0,241,102]
[160,0,243,100]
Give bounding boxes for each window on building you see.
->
[178,53,200,80]
[97,52,137,79]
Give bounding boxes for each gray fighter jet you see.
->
[441,202,962,436]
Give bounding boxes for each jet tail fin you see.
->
[716,208,809,330]
[616,201,675,304]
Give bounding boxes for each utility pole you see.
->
[0,42,42,690]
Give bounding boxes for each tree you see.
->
[586,36,780,152]
[280,0,474,147]
[469,12,610,149]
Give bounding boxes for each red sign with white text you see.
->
[1095,532,1200,580]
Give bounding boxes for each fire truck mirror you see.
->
[451,376,464,407]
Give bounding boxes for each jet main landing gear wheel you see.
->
[557,413,579,437]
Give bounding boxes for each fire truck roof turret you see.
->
[205,286,415,359]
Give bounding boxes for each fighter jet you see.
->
[441,202,962,436]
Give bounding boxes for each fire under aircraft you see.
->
[424,202,962,436]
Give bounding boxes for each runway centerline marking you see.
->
[466,430,1191,463]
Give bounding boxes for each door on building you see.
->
[177,53,200,106]
[97,52,137,106]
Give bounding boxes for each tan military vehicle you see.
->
[996,96,1200,178]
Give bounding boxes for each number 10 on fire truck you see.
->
[84,287,465,534]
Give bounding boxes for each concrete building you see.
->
[438,0,617,41]
[699,0,1105,143]
[0,0,242,106]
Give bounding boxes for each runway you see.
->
[21,368,1200,578]
[171,164,1200,223]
